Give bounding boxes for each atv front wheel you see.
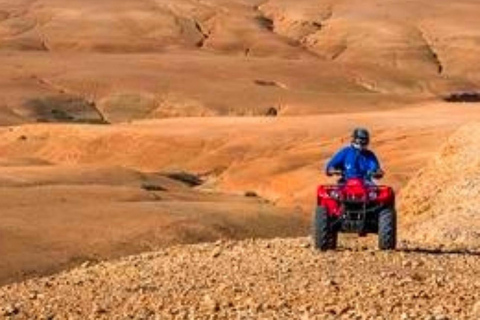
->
[313,206,338,251]
[378,208,397,250]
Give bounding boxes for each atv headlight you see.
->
[328,189,342,200]
[368,190,378,200]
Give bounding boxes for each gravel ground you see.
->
[0,237,479,320]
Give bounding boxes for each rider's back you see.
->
[326,145,380,180]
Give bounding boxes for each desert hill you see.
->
[0,163,307,285]
[400,122,480,249]
[0,0,480,123]
[0,103,478,210]
[0,103,478,286]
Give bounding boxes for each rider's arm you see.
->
[367,151,383,177]
[325,147,348,175]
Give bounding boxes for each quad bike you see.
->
[313,171,397,251]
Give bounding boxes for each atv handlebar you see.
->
[325,169,385,179]
[371,170,385,179]
[326,169,343,177]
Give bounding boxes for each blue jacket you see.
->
[326,145,381,180]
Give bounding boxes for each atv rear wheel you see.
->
[378,208,397,250]
[313,206,338,251]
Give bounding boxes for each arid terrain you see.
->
[0,0,480,318]
[1,0,480,124]
[0,103,479,288]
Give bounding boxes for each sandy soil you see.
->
[0,164,307,285]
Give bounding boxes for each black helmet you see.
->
[352,127,370,146]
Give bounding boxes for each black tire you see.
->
[378,208,397,250]
[313,206,338,251]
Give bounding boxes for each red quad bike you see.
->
[313,171,397,251]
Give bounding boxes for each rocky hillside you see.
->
[400,122,480,249]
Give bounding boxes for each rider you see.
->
[325,128,383,183]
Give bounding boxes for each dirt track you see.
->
[1,237,479,320]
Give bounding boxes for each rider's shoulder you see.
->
[363,149,377,157]
[337,145,353,155]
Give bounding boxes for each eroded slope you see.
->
[0,0,480,122]
[400,122,480,249]
[0,164,306,285]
